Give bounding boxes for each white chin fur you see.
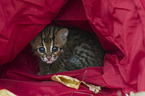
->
[41,57,58,64]
[46,60,54,64]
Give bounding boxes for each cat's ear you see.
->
[57,28,69,44]
[30,39,35,45]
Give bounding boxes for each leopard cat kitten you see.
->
[31,25,105,75]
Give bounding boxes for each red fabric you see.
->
[0,0,145,96]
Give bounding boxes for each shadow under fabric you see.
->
[0,0,145,96]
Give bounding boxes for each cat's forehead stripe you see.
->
[50,26,54,36]
[46,26,51,38]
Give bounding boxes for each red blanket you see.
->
[0,0,145,95]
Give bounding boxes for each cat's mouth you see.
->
[41,56,58,64]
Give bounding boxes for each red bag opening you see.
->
[0,0,145,96]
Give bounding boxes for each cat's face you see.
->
[31,26,69,64]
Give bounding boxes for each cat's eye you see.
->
[38,47,45,53]
[52,46,58,53]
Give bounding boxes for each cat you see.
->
[31,25,105,75]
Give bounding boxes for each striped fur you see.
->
[31,25,105,75]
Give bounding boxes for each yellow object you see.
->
[130,91,145,96]
[51,75,101,94]
[0,89,17,96]
[51,75,81,89]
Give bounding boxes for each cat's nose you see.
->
[47,56,51,60]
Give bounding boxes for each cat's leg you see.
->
[38,62,51,75]
[49,60,68,74]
